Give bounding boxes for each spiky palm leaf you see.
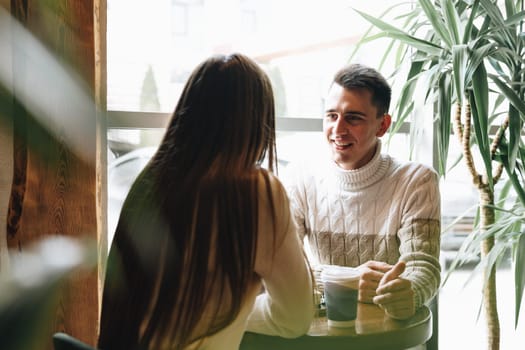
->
[354,0,525,347]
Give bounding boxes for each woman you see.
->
[98,53,314,350]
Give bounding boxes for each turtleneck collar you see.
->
[330,140,391,191]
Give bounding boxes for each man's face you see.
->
[323,83,391,170]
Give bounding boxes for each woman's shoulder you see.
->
[253,168,288,203]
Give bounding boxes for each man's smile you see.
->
[332,140,353,150]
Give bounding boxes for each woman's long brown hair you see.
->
[98,53,277,349]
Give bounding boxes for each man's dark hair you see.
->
[333,63,391,117]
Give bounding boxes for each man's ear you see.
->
[376,114,392,137]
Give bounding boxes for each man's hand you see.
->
[373,261,415,320]
[357,261,393,303]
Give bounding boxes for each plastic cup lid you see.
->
[320,265,360,283]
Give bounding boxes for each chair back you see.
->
[53,332,95,350]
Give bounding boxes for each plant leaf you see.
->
[515,233,525,328]
[490,74,525,122]
[479,0,516,50]
[463,0,480,44]
[501,149,525,207]
[349,3,412,62]
[508,105,522,174]
[396,60,425,121]
[437,72,452,176]
[453,44,468,104]
[466,43,495,84]
[441,0,463,45]
[481,242,508,293]
[354,9,444,55]
[471,63,493,188]
[504,0,516,18]
[505,10,525,26]
[419,0,453,48]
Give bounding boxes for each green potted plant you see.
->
[351,1,524,349]
[0,237,96,350]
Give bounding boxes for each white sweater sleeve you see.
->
[398,166,441,308]
[245,175,315,338]
[280,162,309,242]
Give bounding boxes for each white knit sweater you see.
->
[186,174,315,350]
[284,143,441,308]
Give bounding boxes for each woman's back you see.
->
[187,170,314,349]
[97,53,314,350]
[99,169,313,349]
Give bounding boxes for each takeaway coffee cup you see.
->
[321,265,360,327]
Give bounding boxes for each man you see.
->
[284,63,441,321]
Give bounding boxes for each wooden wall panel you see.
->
[0,0,13,275]
[94,0,108,310]
[6,0,106,347]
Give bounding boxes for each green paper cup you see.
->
[321,265,360,328]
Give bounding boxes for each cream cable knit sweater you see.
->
[284,142,441,308]
[186,174,314,350]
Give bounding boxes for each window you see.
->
[106,0,474,239]
[171,2,189,36]
[106,3,521,347]
[107,0,401,114]
[240,0,257,34]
